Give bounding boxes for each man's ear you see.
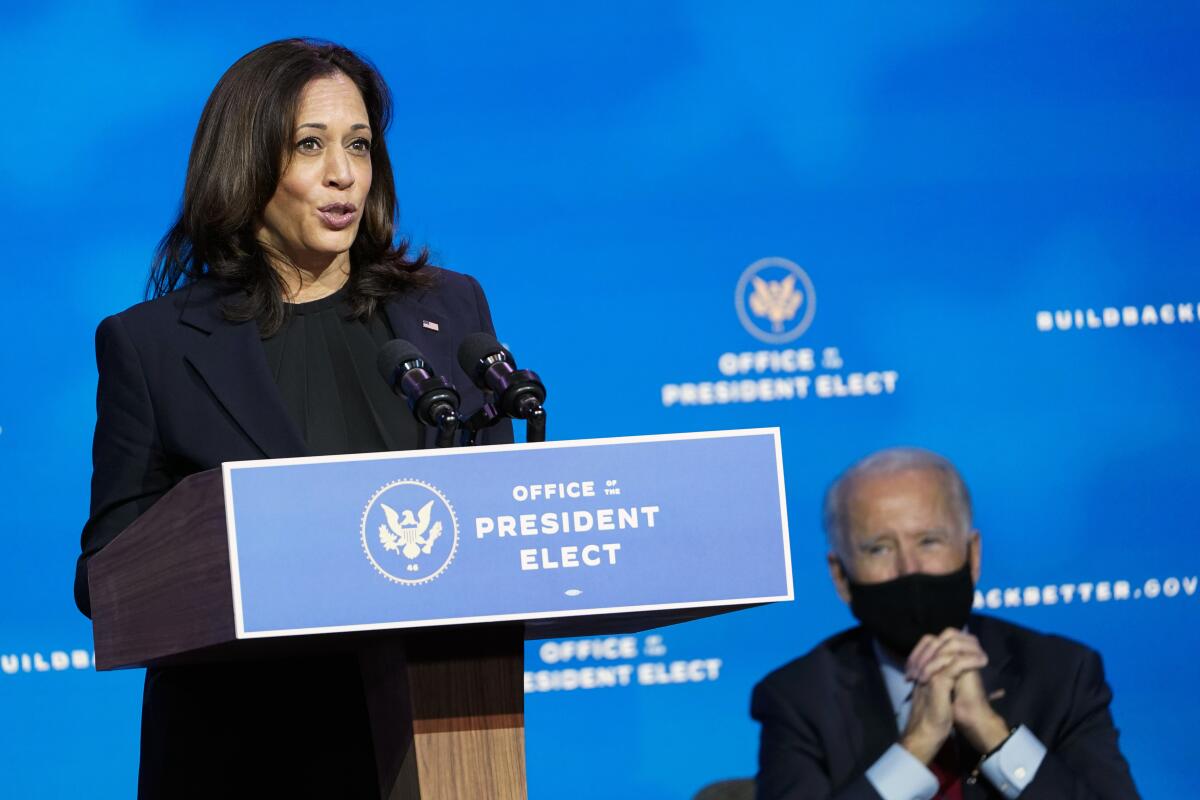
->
[968,529,982,584]
[827,552,853,604]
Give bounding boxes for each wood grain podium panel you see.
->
[361,627,527,800]
[414,727,526,800]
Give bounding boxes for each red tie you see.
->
[928,739,964,799]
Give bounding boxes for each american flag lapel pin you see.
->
[422,320,440,332]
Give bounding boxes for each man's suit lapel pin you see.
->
[422,320,440,332]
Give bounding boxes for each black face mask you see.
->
[845,560,975,657]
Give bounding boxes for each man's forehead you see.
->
[843,467,957,529]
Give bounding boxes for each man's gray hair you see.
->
[822,447,973,557]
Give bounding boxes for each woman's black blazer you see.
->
[75,267,513,617]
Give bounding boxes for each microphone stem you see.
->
[434,407,461,448]
[525,407,546,444]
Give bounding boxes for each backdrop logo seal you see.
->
[361,479,459,585]
[735,256,817,344]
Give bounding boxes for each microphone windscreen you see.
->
[377,339,425,384]
[457,332,513,380]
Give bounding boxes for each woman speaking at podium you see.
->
[74,39,511,797]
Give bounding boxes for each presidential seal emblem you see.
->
[734,256,817,344]
[360,479,459,585]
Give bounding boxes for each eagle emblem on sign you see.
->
[734,256,817,344]
[361,479,459,585]
[749,274,803,333]
[378,500,443,560]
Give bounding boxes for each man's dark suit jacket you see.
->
[75,267,513,797]
[751,614,1139,800]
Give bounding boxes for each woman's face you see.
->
[257,72,373,273]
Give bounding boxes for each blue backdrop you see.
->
[1,2,1196,796]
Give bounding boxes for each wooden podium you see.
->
[88,430,792,799]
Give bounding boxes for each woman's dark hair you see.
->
[149,38,430,333]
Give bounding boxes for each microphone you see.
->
[376,339,462,443]
[456,333,546,420]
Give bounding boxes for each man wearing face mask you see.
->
[751,448,1139,800]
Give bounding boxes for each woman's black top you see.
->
[260,287,422,455]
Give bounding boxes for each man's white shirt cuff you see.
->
[864,744,938,800]
[978,725,1046,798]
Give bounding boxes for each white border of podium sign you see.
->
[222,428,793,639]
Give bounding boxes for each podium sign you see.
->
[223,428,792,638]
